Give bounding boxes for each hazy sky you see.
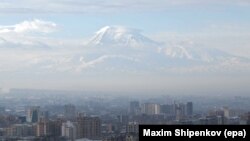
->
[0,0,250,94]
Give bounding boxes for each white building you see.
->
[62,121,77,141]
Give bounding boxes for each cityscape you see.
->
[0,89,249,141]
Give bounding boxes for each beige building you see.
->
[76,116,101,140]
[142,103,160,115]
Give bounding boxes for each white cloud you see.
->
[0,19,57,34]
[0,19,61,50]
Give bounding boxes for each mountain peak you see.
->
[87,26,160,47]
[96,26,135,34]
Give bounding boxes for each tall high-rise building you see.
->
[36,119,62,137]
[50,120,63,137]
[174,103,186,120]
[27,106,40,123]
[142,103,160,115]
[36,120,47,136]
[76,116,101,139]
[62,121,77,141]
[129,101,140,115]
[64,104,76,120]
[186,102,193,116]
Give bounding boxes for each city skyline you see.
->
[0,91,249,140]
[0,1,250,94]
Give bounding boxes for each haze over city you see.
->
[0,0,250,95]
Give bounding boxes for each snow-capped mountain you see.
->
[158,42,241,63]
[44,25,246,73]
[85,26,247,64]
[87,26,161,47]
